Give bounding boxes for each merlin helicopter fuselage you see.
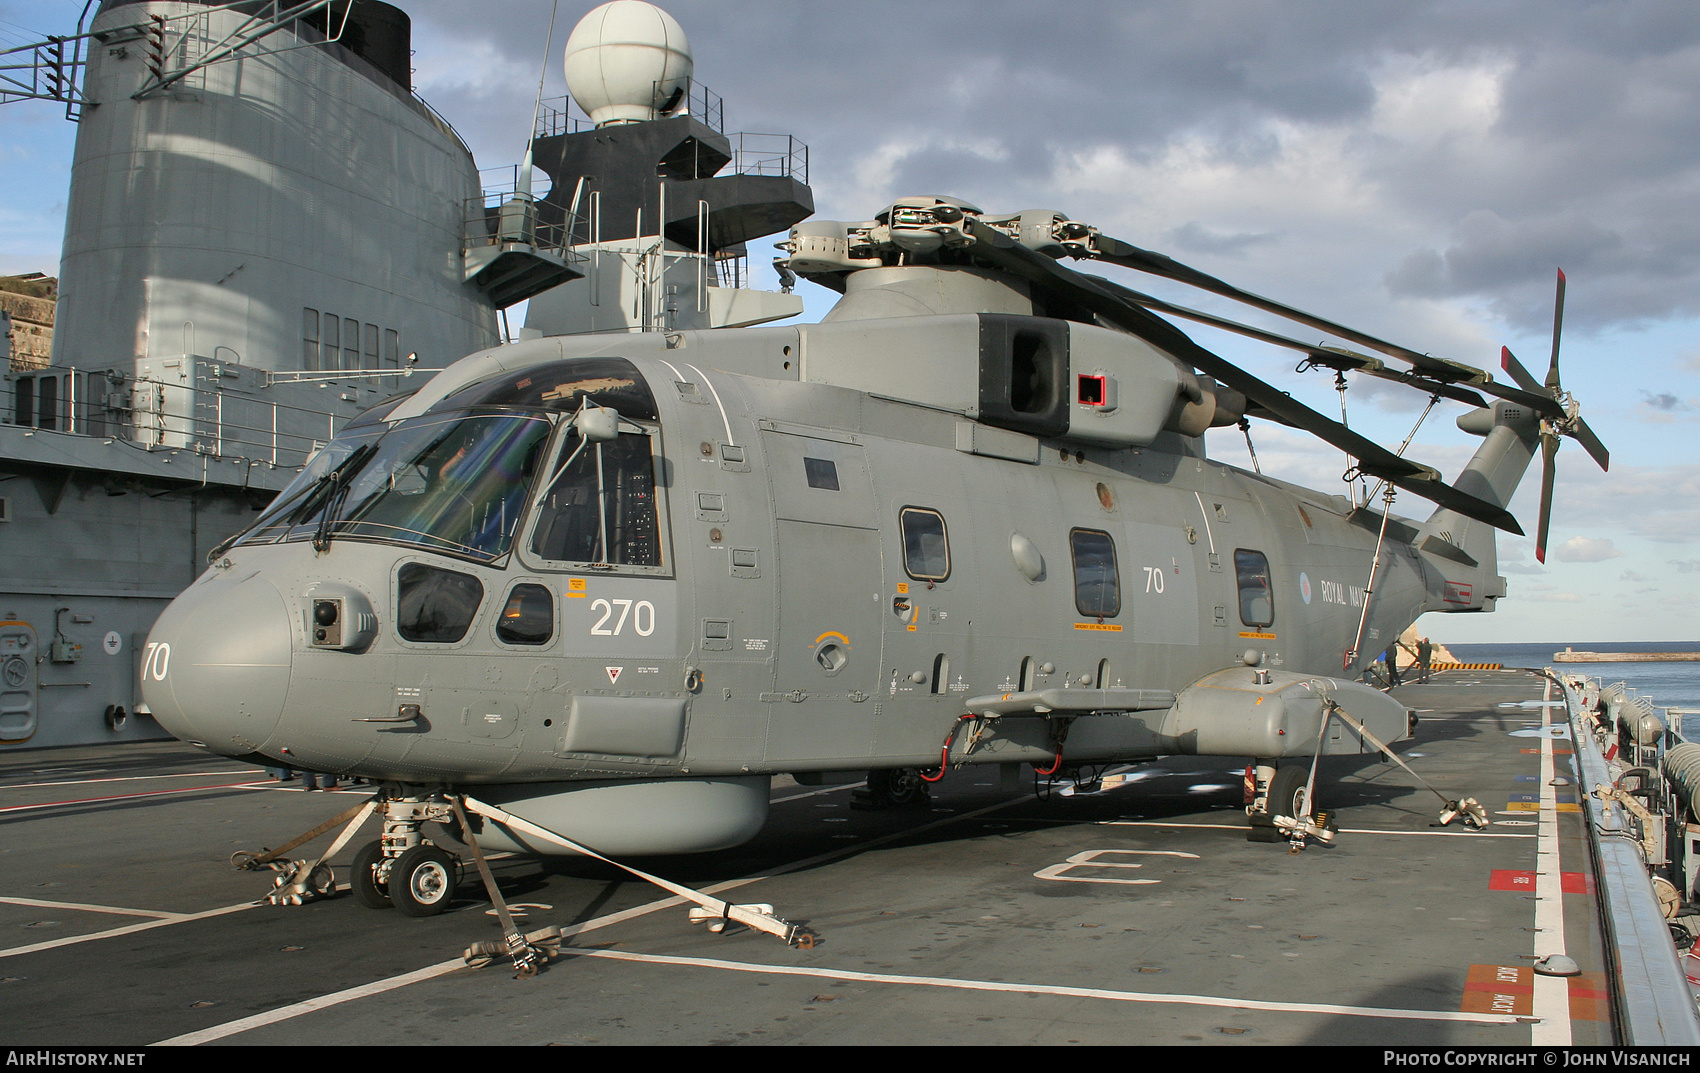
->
[142,196,1599,922]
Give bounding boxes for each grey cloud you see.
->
[1168,223,1278,257]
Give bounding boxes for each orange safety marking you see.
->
[1461,964,1531,1016]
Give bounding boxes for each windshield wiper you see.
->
[308,443,378,553]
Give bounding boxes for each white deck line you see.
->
[1099,820,1535,837]
[0,899,260,959]
[0,895,179,919]
[565,948,1527,1026]
[154,794,1037,1044]
[1530,675,1572,1043]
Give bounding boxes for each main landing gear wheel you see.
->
[1248,764,1315,843]
[1267,764,1311,823]
[389,844,460,917]
[853,768,930,809]
[352,840,390,910]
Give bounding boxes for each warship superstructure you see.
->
[0,0,809,750]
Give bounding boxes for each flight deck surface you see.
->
[0,668,1612,1046]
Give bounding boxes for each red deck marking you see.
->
[1487,870,1591,893]
[1461,964,1532,1016]
[1489,870,1536,891]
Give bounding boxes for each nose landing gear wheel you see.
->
[389,844,460,917]
[352,840,391,910]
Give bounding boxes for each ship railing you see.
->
[728,133,808,185]
[532,81,726,139]
[2,364,364,471]
[1558,670,1700,1042]
[466,170,592,262]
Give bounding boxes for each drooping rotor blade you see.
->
[1548,268,1566,391]
[1113,287,1491,409]
[964,219,1523,534]
[1536,433,1558,564]
[1088,233,1491,386]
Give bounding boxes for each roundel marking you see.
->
[1299,572,1313,604]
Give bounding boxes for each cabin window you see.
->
[396,563,484,643]
[384,329,400,371]
[496,583,553,646]
[1070,528,1120,618]
[528,429,662,570]
[900,507,950,581]
[803,457,839,490]
[1235,549,1274,628]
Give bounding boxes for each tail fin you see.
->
[1413,400,1541,613]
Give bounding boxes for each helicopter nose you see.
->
[143,572,293,757]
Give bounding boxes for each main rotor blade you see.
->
[1088,233,1490,385]
[965,220,1524,535]
[1536,433,1558,564]
[1548,268,1566,392]
[1117,289,1491,409]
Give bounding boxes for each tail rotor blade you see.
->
[1547,269,1566,392]
[1500,346,1545,394]
[1570,415,1610,472]
[1535,433,1558,564]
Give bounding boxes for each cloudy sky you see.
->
[4,0,1699,643]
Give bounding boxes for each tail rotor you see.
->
[1498,269,1610,562]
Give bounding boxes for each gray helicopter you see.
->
[141,194,1604,965]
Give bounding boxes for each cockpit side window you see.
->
[1234,548,1274,628]
[396,563,484,643]
[527,429,663,571]
[496,582,554,646]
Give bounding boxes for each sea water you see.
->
[1448,640,1700,740]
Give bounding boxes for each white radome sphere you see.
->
[563,1,693,127]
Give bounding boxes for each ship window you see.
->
[303,309,320,372]
[363,323,379,375]
[37,375,56,431]
[900,507,950,581]
[343,317,359,371]
[804,457,839,490]
[528,428,662,570]
[496,583,553,646]
[13,376,32,427]
[322,314,339,370]
[1235,549,1274,627]
[396,562,484,643]
[384,329,400,371]
[1070,528,1119,618]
